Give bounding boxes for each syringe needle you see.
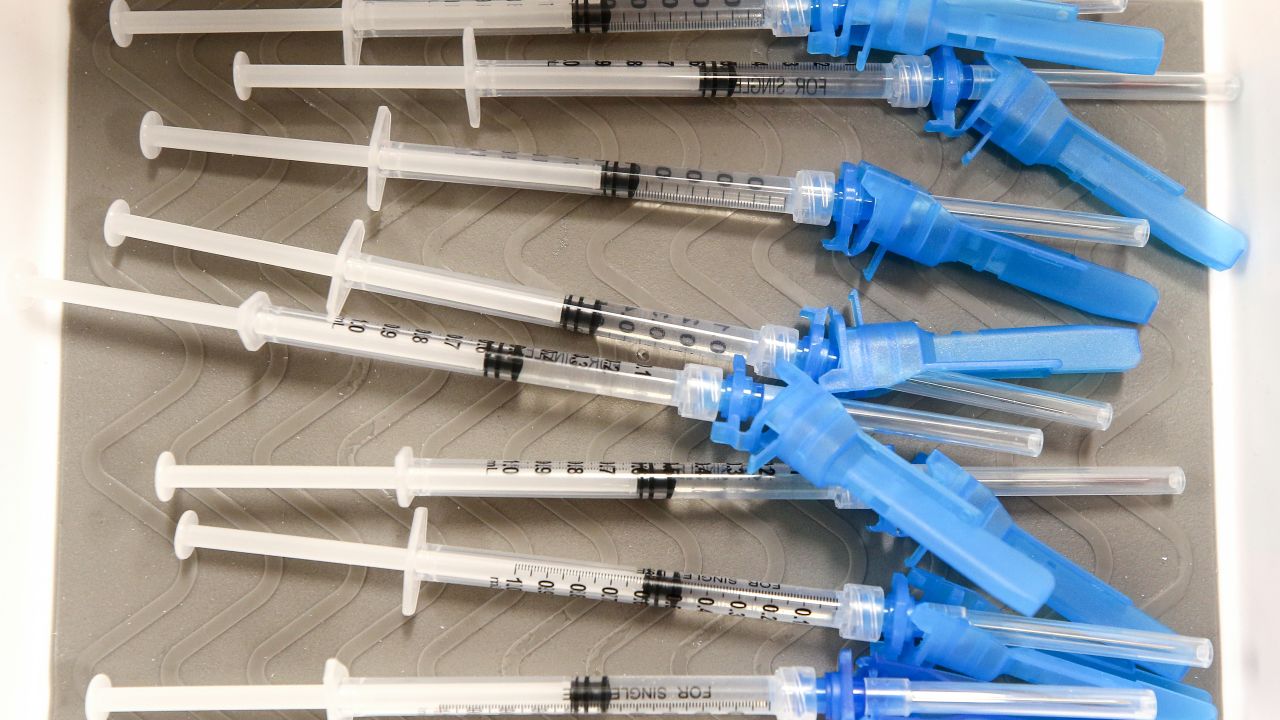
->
[85,653,1160,720]
[105,204,1125,430]
[152,451,1187,506]
[167,506,1213,671]
[136,108,1160,325]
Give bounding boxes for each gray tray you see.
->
[51,0,1220,716]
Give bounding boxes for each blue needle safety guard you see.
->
[790,292,1142,391]
[824,162,1160,323]
[925,49,1247,271]
[804,0,1164,74]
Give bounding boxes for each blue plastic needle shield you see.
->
[926,50,1247,271]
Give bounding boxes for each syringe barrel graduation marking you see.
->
[21,272,1044,454]
[105,206,1119,431]
[85,658,1160,720]
[138,108,1144,247]
[169,507,1212,670]
[153,452,1187,507]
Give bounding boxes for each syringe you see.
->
[138,109,1161,323]
[168,505,1213,671]
[85,651,1160,720]
[108,0,1162,73]
[231,36,1239,131]
[153,451,1187,506]
[18,272,1043,455]
[106,205,1124,429]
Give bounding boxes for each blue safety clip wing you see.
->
[926,49,1246,271]
[875,600,1219,720]
[710,357,1053,616]
[824,162,1159,323]
[903,453,1192,681]
[792,291,1141,387]
[805,0,1163,74]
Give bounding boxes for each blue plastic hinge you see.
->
[708,360,1052,615]
[906,567,1000,612]
[805,0,1163,73]
[926,50,1247,271]
[825,161,1159,323]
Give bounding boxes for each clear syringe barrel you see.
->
[246,301,683,408]
[373,142,832,224]
[348,0,572,37]
[470,59,897,100]
[85,668,1158,720]
[338,252,781,364]
[407,459,840,502]
[350,0,789,37]
[427,548,866,632]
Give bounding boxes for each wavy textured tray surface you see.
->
[52,0,1220,715]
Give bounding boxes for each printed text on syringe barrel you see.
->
[487,562,842,627]
[560,296,760,359]
[255,310,682,406]
[529,60,886,98]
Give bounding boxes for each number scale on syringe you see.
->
[492,59,899,100]
[494,560,842,627]
[394,675,778,716]
[348,0,778,35]
[594,0,773,33]
[288,311,681,407]
[471,459,830,501]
